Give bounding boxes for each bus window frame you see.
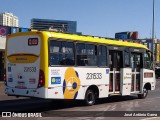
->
[129,48,146,53]
[129,47,145,70]
[97,44,108,67]
[107,45,125,68]
[129,47,153,70]
[75,42,98,67]
[143,50,153,70]
[130,52,143,70]
[48,38,150,70]
[48,38,76,67]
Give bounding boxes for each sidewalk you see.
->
[0,81,4,87]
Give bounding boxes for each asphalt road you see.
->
[0,80,160,120]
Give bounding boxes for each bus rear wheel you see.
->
[84,90,96,106]
[138,88,148,99]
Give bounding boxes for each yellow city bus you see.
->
[4,31,156,105]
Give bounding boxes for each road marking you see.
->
[140,117,159,120]
[110,104,117,110]
[95,117,104,120]
[103,105,111,111]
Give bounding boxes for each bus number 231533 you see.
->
[86,73,102,80]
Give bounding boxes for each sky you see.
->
[0,0,159,39]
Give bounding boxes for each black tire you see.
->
[138,88,148,99]
[84,90,96,106]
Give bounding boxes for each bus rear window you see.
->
[49,40,75,66]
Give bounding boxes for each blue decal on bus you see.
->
[63,80,66,94]
[8,78,13,82]
[8,66,11,72]
[51,77,61,84]
[106,69,110,74]
[74,91,78,99]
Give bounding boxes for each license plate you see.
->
[15,81,26,89]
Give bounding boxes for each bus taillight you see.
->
[4,69,7,85]
[37,70,45,88]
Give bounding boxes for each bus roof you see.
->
[7,31,149,50]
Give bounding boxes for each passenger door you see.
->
[109,47,123,93]
[130,50,143,92]
[121,48,132,95]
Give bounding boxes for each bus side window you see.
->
[98,45,107,66]
[86,44,97,66]
[60,41,75,65]
[49,41,61,65]
[76,43,97,66]
[76,43,86,66]
[49,40,75,66]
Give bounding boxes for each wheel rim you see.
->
[87,92,94,104]
[143,88,147,97]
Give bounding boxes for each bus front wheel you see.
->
[84,90,96,106]
[138,88,148,99]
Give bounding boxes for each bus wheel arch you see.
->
[138,83,151,99]
[144,82,151,90]
[84,85,99,106]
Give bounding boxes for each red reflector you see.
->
[37,70,45,88]
[4,69,7,85]
[116,85,119,91]
[136,85,139,88]
[109,86,112,91]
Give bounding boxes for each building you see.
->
[0,12,19,81]
[31,18,77,33]
[115,31,138,40]
[0,12,18,27]
[0,25,30,81]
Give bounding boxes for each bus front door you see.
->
[109,50,123,93]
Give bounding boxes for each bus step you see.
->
[109,93,121,96]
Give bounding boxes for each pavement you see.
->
[0,81,4,87]
[0,81,5,96]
